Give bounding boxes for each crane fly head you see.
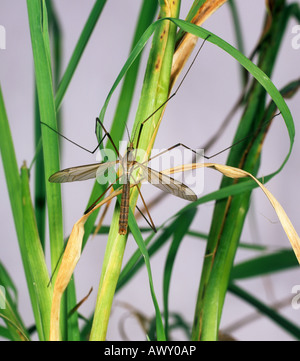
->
[126,142,136,163]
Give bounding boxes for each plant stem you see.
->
[192,0,291,341]
[55,0,107,111]
[0,86,32,341]
[21,164,53,340]
[89,0,181,341]
[27,0,66,338]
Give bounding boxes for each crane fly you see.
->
[48,39,210,233]
[49,117,197,235]
[47,34,279,235]
[47,38,211,235]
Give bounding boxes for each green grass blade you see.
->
[0,312,29,341]
[190,1,295,341]
[90,2,181,341]
[91,18,294,192]
[46,0,63,88]
[45,1,81,341]
[0,86,23,249]
[116,231,157,292]
[116,211,183,293]
[82,0,158,248]
[127,211,166,341]
[34,1,62,250]
[116,218,268,297]
[43,9,295,341]
[170,20,294,158]
[116,215,185,293]
[34,89,46,251]
[231,249,298,280]
[175,0,207,44]
[88,209,126,340]
[0,85,41,340]
[114,201,272,296]
[0,326,13,341]
[289,2,300,22]
[166,82,299,221]
[229,283,300,340]
[27,0,66,338]
[228,0,245,55]
[106,0,158,144]
[27,0,64,278]
[20,165,53,340]
[90,18,294,332]
[0,263,18,305]
[163,208,197,339]
[55,0,107,110]
[187,230,268,251]
[227,0,247,87]
[66,279,80,341]
[0,265,29,341]
[88,194,166,341]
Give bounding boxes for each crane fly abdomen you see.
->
[119,180,131,235]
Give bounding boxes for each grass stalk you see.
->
[192,0,293,340]
[27,0,66,338]
[1,0,298,341]
[21,164,53,340]
[55,0,107,111]
[0,87,32,341]
[34,1,62,250]
[82,0,158,249]
[229,283,300,339]
[89,0,181,341]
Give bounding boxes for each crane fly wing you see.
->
[138,164,197,201]
[49,161,119,183]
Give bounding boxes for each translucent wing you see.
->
[138,164,197,201]
[49,161,119,183]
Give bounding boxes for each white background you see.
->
[1,0,300,341]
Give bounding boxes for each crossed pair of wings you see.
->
[49,158,197,203]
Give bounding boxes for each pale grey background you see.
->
[1,0,300,341]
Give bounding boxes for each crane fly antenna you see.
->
[133,35,210,150]
[124,122,131,142]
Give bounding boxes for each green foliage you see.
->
[1,0,299,341]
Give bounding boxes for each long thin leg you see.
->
[84,174,121,214]
[41,121,107,154]
[145,142,205,164]
[48,243,67,287]
[95,118,120,157]
[93,199,112,236]
[41,117,121,157]
[129,171,157,233]
[134,36,210,150]
[135,186,157,233]
[144,113,281,165]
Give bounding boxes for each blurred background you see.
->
[1,0,300,340]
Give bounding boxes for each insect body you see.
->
[119,144,136,235]
[49,131,197,235]
[48,38,210,235]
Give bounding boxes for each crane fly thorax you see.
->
[120,144,136,177]
[123,145,136,166]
